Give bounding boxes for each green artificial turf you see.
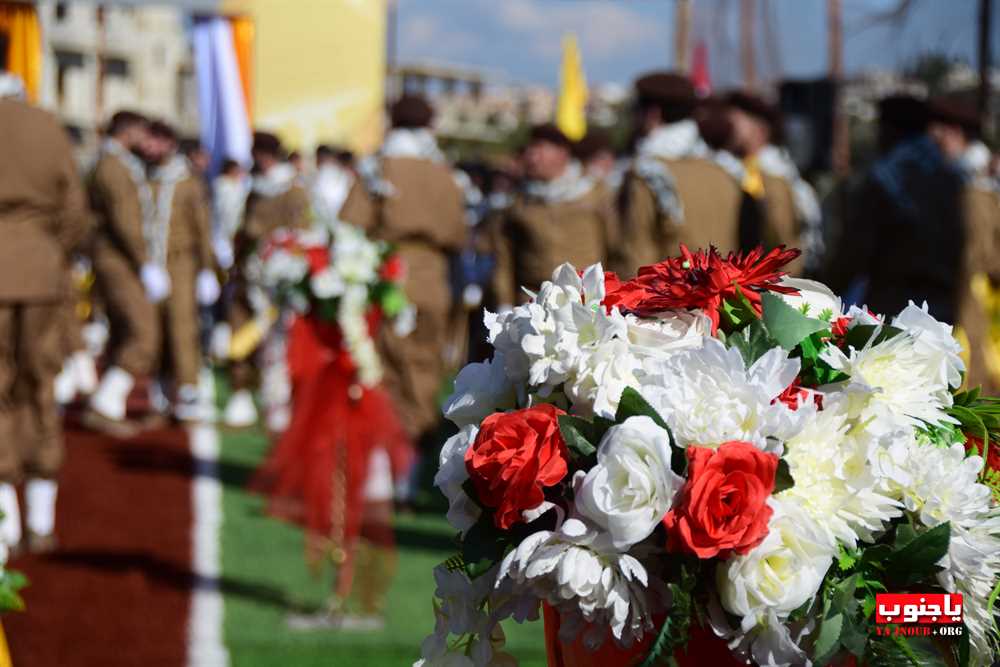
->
[217,424,547,667]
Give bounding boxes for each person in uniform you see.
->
[490,123,616,306]
[0,90,91,552]
[145,121,218,420]
[928,98,1000,393]
[310,144,355,222]
[340,94,467,446]
[86,111,169,434]
[223,132,311,429]
[826,95,965,322]
[617,72,756,276]
[726,91,823,275]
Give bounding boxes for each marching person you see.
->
[222,131,310,429]
[725,91,823,275]
[617,72,756,276]
[145,121,218,420]
[340,94,467,447]
[490,123,616,306]
[86,111,168,434]
[827,95,965,323]
[0,87,91,552]
[928,98,1000,393]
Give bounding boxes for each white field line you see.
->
[186,422,230,667]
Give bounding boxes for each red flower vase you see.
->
[542,604,746,667]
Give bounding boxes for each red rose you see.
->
[465,404,569,530]
[305,246,329,274]
[663,441,778,559]
[380,254,406,283]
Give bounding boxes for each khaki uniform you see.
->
[617,157,752,276]
[957,184,1000,393]
[491,183,615,305]
[155,176,214,388]
[341,157,467,439]
[0,100,90,481]
[89,146,159,377]
[759,174,805,276]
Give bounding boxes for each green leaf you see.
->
[837,546,858,572]
[558,415,598,459]
[638,569,694,667]
[726,319,778,367]
[894,522,918,549]
[761,292,829,350]
[773,459,795,494]
[843,324,904,351]
[615,387,668,429]
[460,516,508,579]
[885,522,951,587]
[812,611,845,664]
[957,622,970,667]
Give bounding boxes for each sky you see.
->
[394,0,1000,88]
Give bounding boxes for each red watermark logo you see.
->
[875,593,963,625]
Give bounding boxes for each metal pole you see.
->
[741,0,756,88]
[828,0,850,175]
[978,0,993,135]
[675,0,691,73]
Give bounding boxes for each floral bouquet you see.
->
[418,245,1000,667]
[251,220,410,386]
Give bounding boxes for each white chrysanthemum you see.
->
[717,498,835,633]
[332,224,380,283]
[443,353,517,427]
[563,338,643,419]
[498,502,659,650]
[873,439,1000,659]
[821,327,958,437]
[434,425,482,535]
[576,416,683,549]
[487,263,625,395]
[891,301,965,392]
[640,338,803,452]
[779,399,901,547]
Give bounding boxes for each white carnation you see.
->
[434,425,482,535]
[261,249,309,286]
[641,338,803,452]
[564,338,643,419]
[309,266,345,298]
[576,416,683,550]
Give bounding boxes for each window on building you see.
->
[55,50,85,107]
[55,2,68,21]
[102,56,129,79]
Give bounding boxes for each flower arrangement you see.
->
[250,220,410,387]
[417,245,1000,667]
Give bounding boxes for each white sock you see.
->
[0,483,22,547]
[25,478,57,537]
[89,366,135,421]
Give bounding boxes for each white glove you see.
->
[140,263,171,303]
[196,268,221,306]
[393,304,417,338]
[213,236,234,270]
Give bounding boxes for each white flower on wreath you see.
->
[443,354,517,428]
[497,474,660,650]
[777,277,843,321]
[563,338,644,419]
[261,248,309,287]
[576,416,683,550]
[486,263,626,396]
[332,224,380,284]
[309,266,345,299]
[717,498,835,634]
[891,301,965,392]
[640,337,803,452]
[434,425,482,535]
[779,397,901,547]
[821,324,959,437]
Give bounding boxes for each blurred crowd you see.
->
[0,65,998,560]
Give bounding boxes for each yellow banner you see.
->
[0,1,42,102]
[221,0,386,154]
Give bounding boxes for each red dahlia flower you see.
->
[603,244,801,332]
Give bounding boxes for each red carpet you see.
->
[5,424,193,666]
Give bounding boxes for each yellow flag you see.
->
[0,1,43,102]
[556,34,587,142]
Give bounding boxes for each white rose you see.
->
[777,277,843,320]
[443,354,516,427]
[717,498,834,632]
[434,425,482,534]
[576,416,683,550]
[310,266,345,298]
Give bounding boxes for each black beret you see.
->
[527,123,572,150]
[878,95,929,136]
[573,127,613,161]
[252,131,283,157]
[390,94,434,129]
[928,96,981,138]
[634,71,696,108]
[725,90,784,142]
